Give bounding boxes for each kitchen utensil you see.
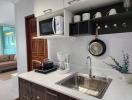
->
[74,15,81,23]
[88,25,106,56]
[35,65,58,74]
[107,8,117,16]
[82,13,90,21]
[42,60,54,70]
[94,12,102,19]
[57,52,70,73]
[123,0,132,11]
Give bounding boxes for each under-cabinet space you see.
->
[79,21,89,34]
[70,21,92,36]
[70,23,79,35]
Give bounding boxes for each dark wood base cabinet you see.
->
[19,78,77,100]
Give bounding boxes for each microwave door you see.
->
[52,17,56,34]
[39,18,54,36]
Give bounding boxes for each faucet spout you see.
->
[86,56,92,78]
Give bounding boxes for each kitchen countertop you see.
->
[18,67,132,100]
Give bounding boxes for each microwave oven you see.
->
[39,16,64,36]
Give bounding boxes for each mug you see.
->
[123,0,132,11]
[74,15,81,23]
[108,9,117,15]
[82,13,90,21]
[94,12,102,18]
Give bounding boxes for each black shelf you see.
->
[90,11,132,35]
[91,11,132,22]
[70,11,132,35]
[71,11,132,24]
[69,2,132,36]
[69,20,93,36]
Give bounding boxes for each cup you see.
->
[82,13,90,21]
[74,15,81,23]
[94,12,102,18]
[123,0,132,11]
[108,9,117,15]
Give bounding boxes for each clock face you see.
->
[89,42,104,56]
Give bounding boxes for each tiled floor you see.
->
[0,71,19,100]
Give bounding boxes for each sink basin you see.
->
[57,73,112,99]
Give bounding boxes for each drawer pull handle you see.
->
[68,0,80,5]
[36,96,40,99]
[47,91,57,97]
[43,9,52,14]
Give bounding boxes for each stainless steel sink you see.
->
[57,73,112,99]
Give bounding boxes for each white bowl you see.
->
[74,15,81,23]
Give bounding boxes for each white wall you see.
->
[48,33,132,72]
[15,0,34,73]
[14,0,132,74]
[0,0,15,25]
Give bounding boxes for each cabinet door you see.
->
[59,93,77,100]
[31,84,45,100]
[45,89,59,100]
[34,0,64,17]
[79,21,88,34]
[19,78,31,100]
[64,0,87,8]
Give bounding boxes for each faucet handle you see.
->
[86,56,92,66]
[86,56,89,63]
[86,56,91,59]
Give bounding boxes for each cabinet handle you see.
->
[47,91,57,97]
[68,0,80,5]
[43,9,52,14]
[36,96,40,99]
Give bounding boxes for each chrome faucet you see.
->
[86,56,92,78]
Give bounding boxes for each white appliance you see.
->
[57,52,70,74]
[52,16,64,35]
[39,15,64,36]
